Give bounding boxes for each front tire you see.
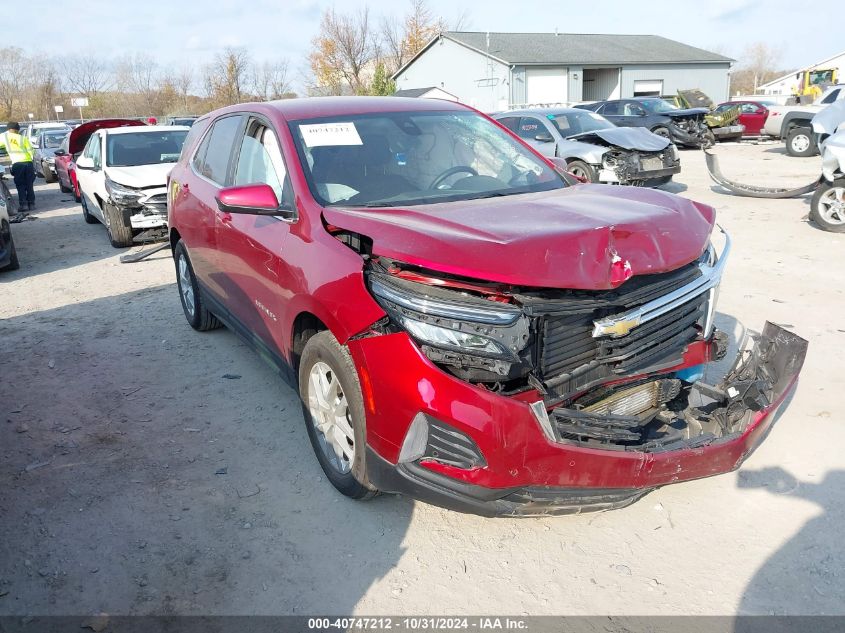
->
[103,202,133,248]
[1,227,19,272]
[174,240,221,331]
[42,163,56,184]
[785,127,816,157]
[299,331,376,500]
[651,126,671,140]
[566,159,597,183]
[810,180,845,232]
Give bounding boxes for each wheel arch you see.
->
[291,311,329,374]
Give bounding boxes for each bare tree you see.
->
[252,59,292,101]
[173,65,194,112]
[381,14,407,75]
[60,54,111,97]
[27,54,62,120]
[402,0,444,59]
[309,7,378,95]
[205,47,252,105]
[116,53,160,114]
[741,42,782,92]
[0,47,31,118]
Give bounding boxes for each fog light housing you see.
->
[398,413,486,469]
[398,413,429,463]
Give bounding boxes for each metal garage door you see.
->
[633,79,664,97]
[525,67,568,105]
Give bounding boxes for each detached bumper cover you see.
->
[355,323,807,516]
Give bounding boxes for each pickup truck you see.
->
[763,85,845,156]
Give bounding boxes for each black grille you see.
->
[536,265,708,394]
[423,418,486,469]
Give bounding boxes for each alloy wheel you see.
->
[177,254,195,317]
[817,186,845,225]
[307,361,354,474]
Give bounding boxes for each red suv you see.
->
[167,98,807,516]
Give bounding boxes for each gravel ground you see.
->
[1,142,843,617]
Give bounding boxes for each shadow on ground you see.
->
[0,286,411,616]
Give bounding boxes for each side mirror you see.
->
[76,155,94,170]
[534,132,554,143]
[54,149,66,157]
[216,183,295,220]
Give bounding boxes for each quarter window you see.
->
[600,102,623,116]
[233,120,290,204]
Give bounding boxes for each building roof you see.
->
[396,32,732,77]
[394,87,438,98]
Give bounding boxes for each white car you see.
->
[75,125,189,247]
[762,85,845,156]
[24,122,71,146]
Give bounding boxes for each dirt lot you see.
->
[1,142,843,617]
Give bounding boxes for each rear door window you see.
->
[516,117,545,139]
[820,89,840,104]
[193,115,245,185]
[599,102,623,116]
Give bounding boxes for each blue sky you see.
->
[7,0,835,91]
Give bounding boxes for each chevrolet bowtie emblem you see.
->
[592,316,642,338]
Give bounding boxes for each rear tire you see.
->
[810,180,845,233]
[174,240,222,331]
[299,331,376,500]
[785,126,816,157]
[80,195,98,224]
[103,202,133,248]
[566,159,597,183]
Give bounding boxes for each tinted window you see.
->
[548,110,614,136]
[496,117,519,132]
[40,131,68,148]
[194,116,243,185]
[624,103,646,116]
[106,130,188,167]
[820,89,840,104]
[234,121,290,204]
[515,117,544,139]
[599,102,622,116]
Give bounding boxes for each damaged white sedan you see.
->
[495,107,681,187]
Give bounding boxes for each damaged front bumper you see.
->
[351,323,807,516]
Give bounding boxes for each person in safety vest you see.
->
[0,122,36,211]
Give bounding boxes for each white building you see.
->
[392,31,734,112]
[758,49,845,96]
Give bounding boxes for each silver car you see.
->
[33,128,71,184]
[494,108,680,187]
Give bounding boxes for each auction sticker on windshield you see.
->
[300,122,363,147]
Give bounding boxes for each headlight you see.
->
[368,274,530,368]
[105,176,142,205]
[400,316,507,355]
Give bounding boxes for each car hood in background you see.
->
[324,185,714,290]
[68,118,146,155]
[105,163,174,188]
[567,127,671,151]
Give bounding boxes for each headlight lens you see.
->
[401,316,506,355]
[105,176,142,205]
[367,273,530,364]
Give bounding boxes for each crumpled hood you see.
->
[812,101,845,136]
[821,129,845,181]
[105,163,173,188]
[323,185,715,290]
[568,127,671,151]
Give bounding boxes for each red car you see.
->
[167,97,807,516]
[715,100,776,137]
[54,119,146,203]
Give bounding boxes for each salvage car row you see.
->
[16,97,810,517]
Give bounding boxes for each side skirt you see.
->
[199,284,298,389]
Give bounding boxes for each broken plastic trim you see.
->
[592,228,729,338]
[548,322,808,452]
[704,150,820,199]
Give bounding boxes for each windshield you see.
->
[639,99,679,114]
[289,110,565,207]
[547,110,614,137]
[41,131,67,148]
[106,130,188,167]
